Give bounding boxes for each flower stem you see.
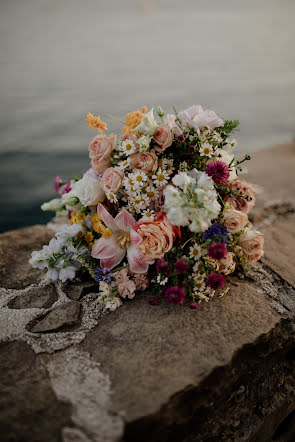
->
[101,114,126,125]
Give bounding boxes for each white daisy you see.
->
[106,191,118,204]
[129,170,148,188]
[189,244,203,260]
[144,185,159,200]
[118,158,130,169]
[200,143,213,157]
[213,132,223,143]
[123,175,135,191]
[142,209,155,220]
[121,139,136,156]
[152,168,170,187]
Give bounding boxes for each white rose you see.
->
[222,206,248,233]
[70,177,105,207]
[134,108,158,136]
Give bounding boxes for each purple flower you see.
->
[163,286,186,306]
[83,168,103,181]
[205,161,229,185]
[156,258,169,274]
[149,296,160,306]
[189,302,199,310]
[174,258,189,274]
[206,273,225,290]
[95,267,113,283]
[203,223,229,243]
[177,134,185,143]
[54,176,62,192]
[208,243,227,260]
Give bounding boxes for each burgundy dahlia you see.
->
[163,286,186,306]
[205,161,229,185]
[156,258,170,274]
[208,243,227,260]
[174,258,189,274]
[206,273,226,290]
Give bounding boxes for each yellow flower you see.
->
[101,227,112,238]
[122,106,148,135]
[91,213,103,233]
[84,231,94,248]
[69,210,86,226]
[85,112,108,133]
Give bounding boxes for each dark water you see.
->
[0,151,90,232]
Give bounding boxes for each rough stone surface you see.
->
[0,144,295,441]
[0,225,54,289]
[28,300,81,333]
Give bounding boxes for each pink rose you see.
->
[153,124,173,152]
[102,167,124,193]
[134,212,177,264]
[88,134,116,173]
[121,133,138,146]
[118,279,136,299]
[224,180,257,214]
[222,206,248,233]
[129,151,158,173]
[239,229,264,263]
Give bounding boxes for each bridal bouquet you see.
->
[30,105,264,310]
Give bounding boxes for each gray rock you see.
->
[0,341,72,441]
[29,301,81,333]
[8,284,58,309]
[64,280,99,301]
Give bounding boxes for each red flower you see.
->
[206,273,225,290]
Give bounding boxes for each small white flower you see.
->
[134,108,158,136]
[106,191,118,203]
[172,171,191,191]
[121,139,136,156]
[200,143,214,157]
[41,198,64,212]
[144,185,159,200]
[123,174,135,191]
[189,244,203,260]
[118,158,130,169]
[137,135,151,151]
[213,132,223,143]
[179,161,188,171]
[152,168,169,187]
[130,170,148,188]
[142,209,155,220]
[105,297,122,311]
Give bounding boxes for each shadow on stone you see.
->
[8,284,58,309]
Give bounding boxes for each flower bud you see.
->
[63,196,80,206]
[157,105,165,118]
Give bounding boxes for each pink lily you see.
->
[91,204,148,273]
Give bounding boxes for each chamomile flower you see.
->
[144,185,159,200]
[142,209,155,220]
[129,170,148,188]
[189,244,203,260]
[121,139,136,156]
[152,168,169,187]
[118,158,130,169]
[213,132,223,143]
[106,191,118,204]
[123,175,135,191]
[200,143,213,157]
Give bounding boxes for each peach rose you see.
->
[102,167,124,193]
[239,229,264,263]
[153,124,173,152]
[121,132,138,145]
[88,134,116,173]
[222,206,248,233]
[134,212,176,263]
[129,151,158,173]
[224,179,257,214]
